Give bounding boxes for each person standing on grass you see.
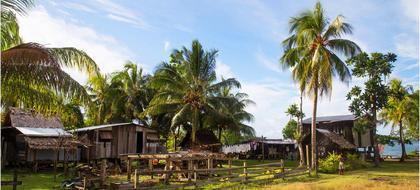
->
[339,157,345,175]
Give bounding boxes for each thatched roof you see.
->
[24,137,78,150]
[317,129,357,149]
[180,128,220,149]
[4,107,63,128]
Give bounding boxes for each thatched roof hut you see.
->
[179,128,221,152]
[1,107,79,167]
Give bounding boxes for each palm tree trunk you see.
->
[299,93,304,167]
[191,108,199,145]
[399,120,407,162]
[311,86,318,175]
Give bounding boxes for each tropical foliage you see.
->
[346,52,396,166]
[380,79,418,161]
[143,40,254,145]
[1,0,99,129]
[280,1,360,174]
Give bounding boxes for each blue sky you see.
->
[18,0,418,138]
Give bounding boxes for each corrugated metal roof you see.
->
[73,123,132,132]
[302,115,355,124]
[15,127,71,137]
[262,140,296,144]
[73,122,156,132]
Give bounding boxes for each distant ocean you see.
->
[382,140,419,157]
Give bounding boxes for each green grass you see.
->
[1,160,417,190]
[1,170,66,190]
[260,161,419,190]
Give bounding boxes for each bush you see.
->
[319,152,370,173]
[319,152,341,173]
[345,153,370,170]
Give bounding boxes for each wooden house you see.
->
[74,123,162,161]
[302,115,373,157]
[1,107,79,169]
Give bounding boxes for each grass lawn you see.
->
[1,160,417,189]
[1,170,66,190]
[260,161,419,190]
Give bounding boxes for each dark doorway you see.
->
[136,132,143,153]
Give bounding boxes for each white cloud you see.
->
[255,50,281,73]
[394,33,419,59]
[164,41,171,52]
[93,0,149,29]
[215,60,235,79]
[64,2,96,13]
[17,6,134,83]
[400,0,419,22]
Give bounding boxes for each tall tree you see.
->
[1,0,99,114]
[380,79,415,162]
[280,2,360,174]
[346,52,395,166]
[145,40,241,144]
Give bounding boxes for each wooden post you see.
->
[187,160,192,181]
[12,169,17,190]
[193,164,197,181]
[64,150,68,176]
[134,169,138,189]
[83,177,87,190]
[306,145,311,176]
[261,136,265,162]
[54,149,58,182]
[100,159,107,186]
[164,159,170,183]
[193,165,198,188]
[148,159,154,179]
[127,158,132,181]
[207,158,212,176]
[228,159,232,175]
[32,149,38,173]
[243,162,247,183]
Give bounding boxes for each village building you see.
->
[73,122,163,161]
[1,107,79,171]
[221,138,296,159]
[302,114,373,158]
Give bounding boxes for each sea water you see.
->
[382,140,419,158]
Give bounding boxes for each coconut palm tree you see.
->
[1,0,99,113]
[380,79,415,162]
[111,62,153,123]
[145,40,240,145]
[210,84,255,142]
[280,2,361,174]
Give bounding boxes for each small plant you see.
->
[319,152,341,173]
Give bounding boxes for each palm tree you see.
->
[145,40,241,145]
[380,79,415,162]
[111,62,153,123]
[211,84,255,142]
[85,74,115,125]
[1,0,99,113]
[280,2,361,174]
[285,103,305,167]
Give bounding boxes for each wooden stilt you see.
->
[228,159,232,175]
[100,159,107,186]
[127,158,132,181]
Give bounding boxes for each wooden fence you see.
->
[115,161,308,190]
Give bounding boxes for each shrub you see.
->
[319,152,341,173]
[345,153,370,170]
